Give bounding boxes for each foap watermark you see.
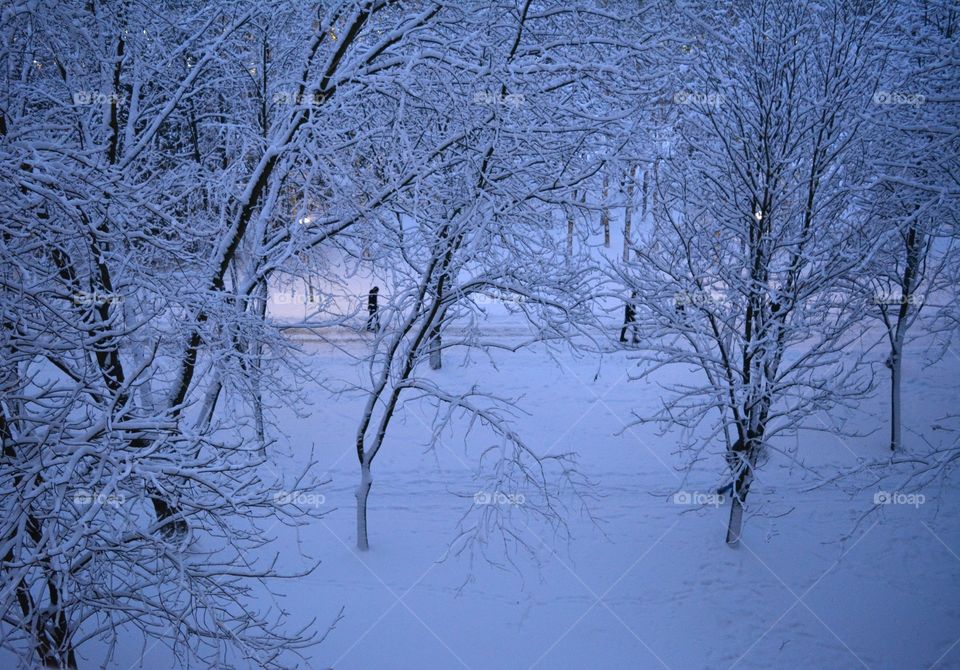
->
[474,290,529,306]
[673,290,720,308]
[872,291,924,307]
[273,490,326,506]
[73,91,127,106]
[267,292,314,306]
[273,91,328,107]
[473,91,525,108]
[673,91,723,107]
[72,290,122,307]
[874,490,925,508]
[672,490,725,507]
[473,490,525,506]
[873,91,925,107]
[73,490,125,506]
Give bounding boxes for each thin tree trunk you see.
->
[601,172,610,247]
[623,165,638,262]
[356,462,372,550]
[252,279,268,455]
[651,159,660,227]
[429,277,444,369]
[428,325,442,370]
[888,223,920,451]
[890,345,902,451]
[638,168,649,261]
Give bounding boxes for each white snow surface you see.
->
[232,314,957,668]
[26,311,960,670]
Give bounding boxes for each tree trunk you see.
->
[725,436,757,546]
[252,280,268,456]
[601,172,610,247]
[428,325,442,370]
[37,610,77,669]
[725,495,745,546]
[651,159,660,227]
[429,274,445,369]
[890,346,902,452]
[888,222,920,451]
[638,168,649,261]
[356,463,372,550]
[623,165,638,262]
[725,467,753,546]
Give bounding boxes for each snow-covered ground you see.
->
[245,320,960,670]
[7,306,950,670]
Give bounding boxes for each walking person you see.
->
[366,286,381,332]
[619,289,638,344]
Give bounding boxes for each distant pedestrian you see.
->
[366,286,381,332]
[620,289,638,344]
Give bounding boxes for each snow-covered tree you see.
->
[858,0,960,452]
[625,0,887,545]
[0,0,455,664]
[346,0,672,552]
